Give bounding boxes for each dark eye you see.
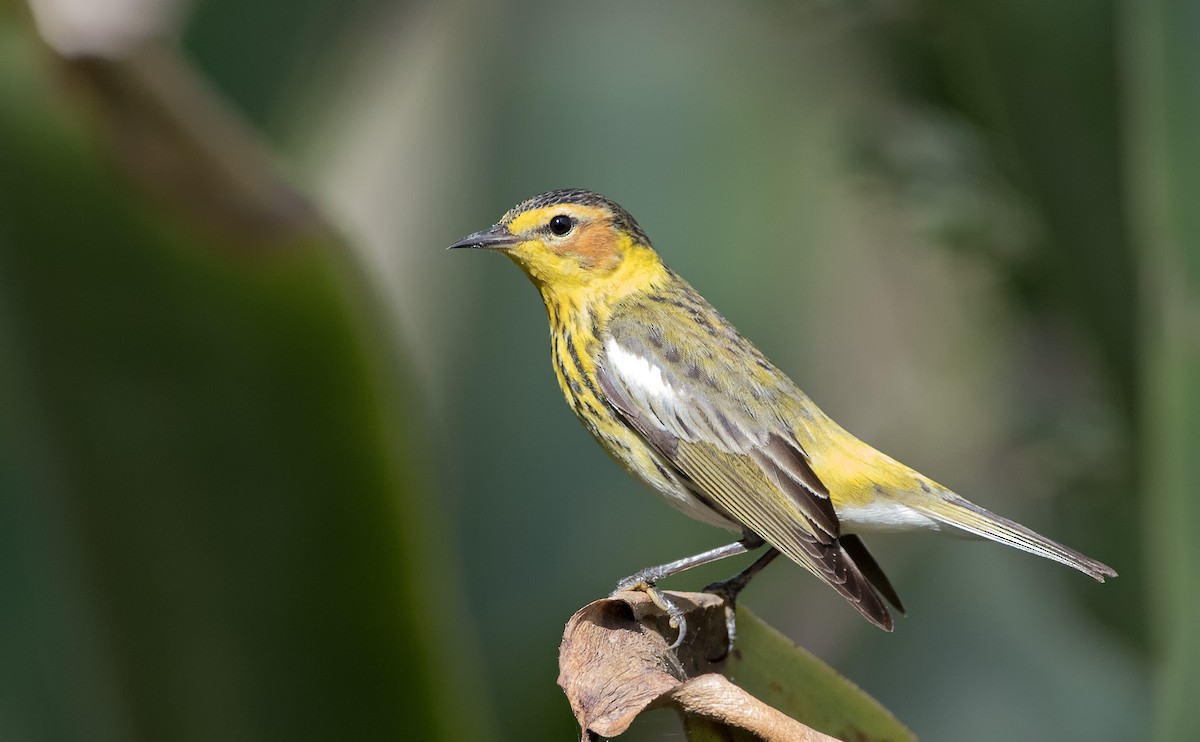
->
[548,214,573,236]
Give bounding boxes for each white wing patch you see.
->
[604,337,679,402]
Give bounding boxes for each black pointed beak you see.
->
[447,224,519,251]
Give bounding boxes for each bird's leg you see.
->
[704,547,781,650]
[615,535,765,649]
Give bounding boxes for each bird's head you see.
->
[449,189,662,295]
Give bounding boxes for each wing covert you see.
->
[597,295,895,630]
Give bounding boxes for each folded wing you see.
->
[598,295,899,630]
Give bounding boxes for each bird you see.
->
[449,188,1115,645]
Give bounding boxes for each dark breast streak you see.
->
[547,306,688,495]
[546,305,612,431]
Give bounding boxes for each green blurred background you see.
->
[1,0,1195,739]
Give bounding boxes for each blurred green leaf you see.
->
[1129,0,1200,739]
[0,7,486,742]
[725,608,916,742]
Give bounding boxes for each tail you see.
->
[909,494,1117,581]
[841,534,906,615]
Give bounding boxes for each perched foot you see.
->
[701,577,741,656]
[612,538,769,651]
[614,574,688,649]
[703,548,781,651]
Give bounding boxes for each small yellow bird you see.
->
[450,188,1115,641]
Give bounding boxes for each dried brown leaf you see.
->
[558,591,839,741]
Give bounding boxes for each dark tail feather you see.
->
[826,540,894,632]
[841,534,906,615]
[778,532,894,631]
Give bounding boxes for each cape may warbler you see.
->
[450,189,1115,641]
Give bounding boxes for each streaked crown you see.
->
[501,189,650,247]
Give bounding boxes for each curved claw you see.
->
[644,585,688,648]
[645,587,687,649]
[667,612,688,650]
[614,580,691,649]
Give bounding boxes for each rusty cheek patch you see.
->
[555,221,620,270]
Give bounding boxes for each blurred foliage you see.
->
[2,0,1194,739]
[1129,0,1200,739]
[0,3,484,741]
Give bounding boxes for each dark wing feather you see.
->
[598,294,895,630]
[749,434,839,540]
